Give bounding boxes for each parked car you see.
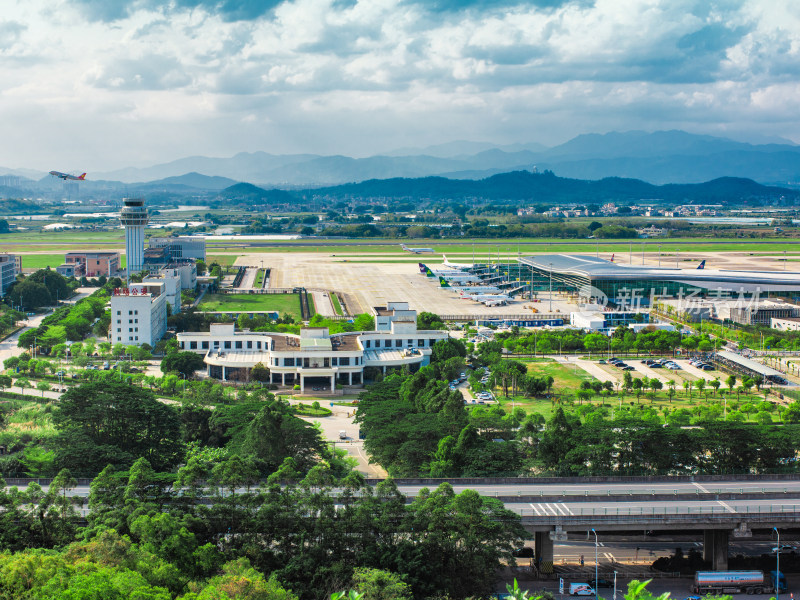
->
[590,578,612,589]
[622,366,635,371]
[598,359,606,364]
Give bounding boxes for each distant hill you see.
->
[218,182,295,203]
[308,171,799,204]
[4,130,800,192]
[140,172,237,190]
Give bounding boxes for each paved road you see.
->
[311,291,336,317]
[290,398,387,478]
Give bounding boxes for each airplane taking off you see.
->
[401,244,435,254]
[49,171,86,181]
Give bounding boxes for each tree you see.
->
[16,377,30,395]
[7,279,52,311]
[709,378,721,396]
[683,380,691,399]
[726,374,736,393]
[192,558,297,600]
[251,362,271,383]
[583,333,607,357]
[36,380,51,397]
[352,568,412,600]
[417,312,444,330]
[694,378,706,399]
[161,351,205,377]
[52,381,183,473]
[666,379,676,403]
[649,378,663,400]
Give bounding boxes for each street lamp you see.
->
[775,527,780,600]
[549,263,553,312]
[591,528,598,600]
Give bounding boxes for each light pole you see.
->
[775,527,780,600]
[591,528,599,600]
[549,263,553,312]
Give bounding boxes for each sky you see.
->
[1,0,799,171]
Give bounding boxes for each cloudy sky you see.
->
[2,0,799,171]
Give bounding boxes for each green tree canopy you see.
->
[52,381,183,474]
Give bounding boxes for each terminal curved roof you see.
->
[519,254,800,286]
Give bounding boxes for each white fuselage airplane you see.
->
[442,254,471,269]
[464,293,510,303]
[401,244,434,254]
[454,286,502,295]
[49,171,86,181]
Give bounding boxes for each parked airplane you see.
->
[442,254,471,269]
[451,284,502,294]
[464,293,510,303]
[697,260,706,269]
[402,244,434,254]
[49,171,86,181]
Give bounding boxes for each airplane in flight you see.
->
[49,171,86,181]
[401,244,435,254]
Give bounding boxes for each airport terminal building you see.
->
[519,255,800,308]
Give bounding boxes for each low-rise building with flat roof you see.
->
[64,252,120,277]
[149,236,206,261]
[177,305,448,390]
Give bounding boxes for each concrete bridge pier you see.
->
[703,529,729,570]
[535,531,555,574]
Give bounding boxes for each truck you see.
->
[692,570,785,595]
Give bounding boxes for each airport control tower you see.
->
[119,198,148,276]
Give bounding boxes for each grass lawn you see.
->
[254,269,265,288]
[207,254,238,266]
[330,293,343,316]
[525,358,599,390]
[197,293,303,319]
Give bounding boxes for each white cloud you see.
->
[0,0,799,171]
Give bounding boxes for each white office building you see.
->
[110,282,168,347]
[143,272,181,314]
[176,303,448,390]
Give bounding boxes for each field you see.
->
[197,293,303,319]
[6,229,800,256]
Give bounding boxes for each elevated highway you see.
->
[8,474,799,572]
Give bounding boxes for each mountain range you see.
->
[1,130,799,193]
